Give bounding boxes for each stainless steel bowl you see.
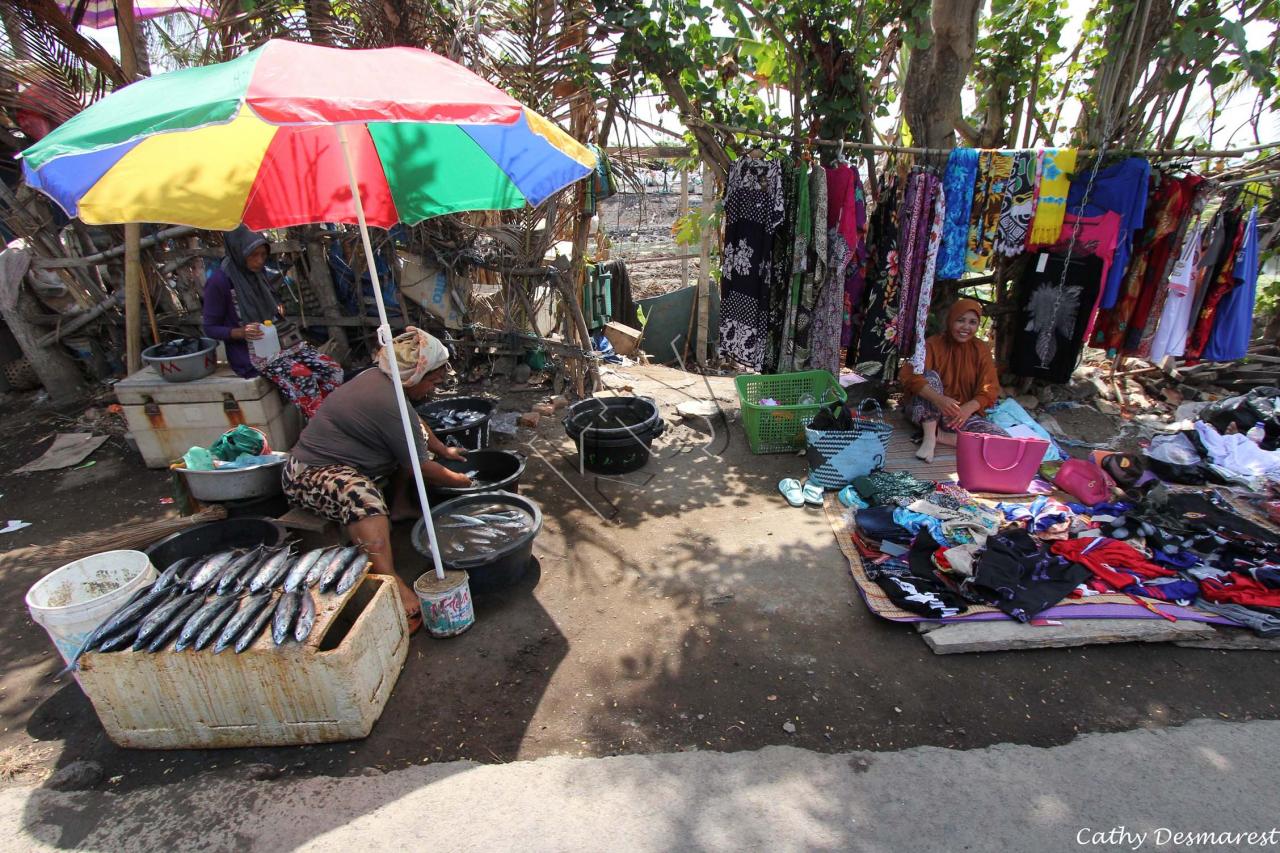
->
[140,337,219,383]
[176,452,287,502]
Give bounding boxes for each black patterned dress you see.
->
[719,158,785,371]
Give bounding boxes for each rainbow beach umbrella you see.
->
[58,0,217,29]
[20,40,597,583]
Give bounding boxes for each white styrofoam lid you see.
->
[115,365,275,405]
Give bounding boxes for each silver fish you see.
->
[213,594,273,654]
[335,556,368,595]
[55,584,159,675]
[214,547,264,595]
[447,514,486,527]
[293,592,316,643]
[187,550,238,592]
[283,548,328,593]
[193,600,240,651]
[146,594,206,653]
[235,598,278,654]
[303,547,336,589]
[271,592,301,645]
[475,512,521,522]
[175,595,237,651]
[134,591,199,646]
[318,545,361,592]
[248,548,295,594]
[154,557,196,593]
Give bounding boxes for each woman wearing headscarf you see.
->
[203,225,298,378]
[204,226,343,416]
[898,298,1008,463]
[283,328,471,631]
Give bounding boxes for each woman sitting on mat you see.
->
[898,298,1008,463]
[283,327,471,633]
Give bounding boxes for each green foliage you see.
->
[671,203,723,248]
[971,0,1068,140]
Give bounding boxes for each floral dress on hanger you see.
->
[718,158,785,371]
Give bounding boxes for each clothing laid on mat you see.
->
[1192,600,1280,638]
[1050,537,1179,591]
[971,528,1090,622]
[867,558,967,618]
[719,158,785,370]
[852,471,937,507]
[1010,252,1103,384]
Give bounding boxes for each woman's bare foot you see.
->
[395,579,423,633]
[917,420,938,462]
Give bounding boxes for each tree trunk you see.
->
[0,244,87,406]
[303,0,337,45]
[901,0,983,161]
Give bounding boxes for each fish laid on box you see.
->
[58,544,372,673]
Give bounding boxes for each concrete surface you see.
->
[2,719,1278,852]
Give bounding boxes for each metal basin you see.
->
[141,337,218,383]
[176,452,287,502]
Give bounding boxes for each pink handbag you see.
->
[1053,459,1113,505]
[956,431,1050,494]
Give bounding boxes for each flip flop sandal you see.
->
[778,478,805,507]
[801,480,824,507]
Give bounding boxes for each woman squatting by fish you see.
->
[282,328,471,633]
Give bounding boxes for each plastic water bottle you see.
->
[249,320,280,362]
[1248,422,1266,444]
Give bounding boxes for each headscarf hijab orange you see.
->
[897,298,1001,410]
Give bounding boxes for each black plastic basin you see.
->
[416,396,496,450]
[564,396,665,474]
[144,517,287,570]
[428,449,526,502]
[411,491,542,593]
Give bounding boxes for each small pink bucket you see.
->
[956,432,1049,494]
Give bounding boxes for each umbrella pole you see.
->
[337,125,446,581]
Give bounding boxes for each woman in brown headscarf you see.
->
[898,298,1008,462]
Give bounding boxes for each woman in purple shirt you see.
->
[202,226,291,378]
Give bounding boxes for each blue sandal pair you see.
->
[778,478,824,507]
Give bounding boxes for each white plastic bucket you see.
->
[25,550,157,666]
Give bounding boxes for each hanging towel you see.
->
[937,148,978,279]
[966,150,1013,272]
[1028,148,1077,246]
[995,151,1037,256]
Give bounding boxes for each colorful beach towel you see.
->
[1029,148,1077,246]
[937,148,977,279]
[966,150,1013,272]
[994,150,1037,256]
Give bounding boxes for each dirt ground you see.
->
[1,365,1279,804]
[598,190,705,299]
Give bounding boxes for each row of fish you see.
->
[59,544,371,675]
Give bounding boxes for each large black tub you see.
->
[564,396,665,474]
[416,396,496,450]
[428,449,526,503]
[411,491,542,593]
[145,517,287,570]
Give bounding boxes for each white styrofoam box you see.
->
[77,574,409,749]
[117,365,302,468]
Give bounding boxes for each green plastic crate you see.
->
[735,370,848,454]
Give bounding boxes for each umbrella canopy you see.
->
[58,0,216,29]
[22,39,596,230]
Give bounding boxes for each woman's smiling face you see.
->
[950,310,979,343]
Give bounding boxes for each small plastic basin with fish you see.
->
[411,491,542,593]
[416,397,496,450]
[427,449,526,502]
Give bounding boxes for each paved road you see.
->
[4,719,1278,852]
